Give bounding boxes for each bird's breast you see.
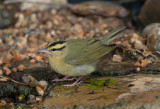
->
[48,54,96,76]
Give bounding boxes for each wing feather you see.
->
[64,39,113,66]
[64,26,125,66]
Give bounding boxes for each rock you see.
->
[142,23,160,51]
[134,40,144,50]
[12,68,17,72]
[35,56,42,62]
[130,76,160,93]
[17,64,25,71]
[103,17,125,29]
[30,59,36,63]
[28,94,36,103]
[70,1,129,18]
[0,4,16,29]
[36,86,44,96]
[22,75,39,87]
[0,70,3,75]
[39,80,48,91]
[112,54,122,63]
[36,96,42,102]
[0,58,3,65]
[138,0,160,26]
[20,0,67,11]
[3,66,11,75]
[0,100,7,106]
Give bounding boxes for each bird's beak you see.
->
[38,48,49,53]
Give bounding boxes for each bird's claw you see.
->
[63,81,83,87]
[53,78,75,82]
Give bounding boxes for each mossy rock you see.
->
[87,79,117,89]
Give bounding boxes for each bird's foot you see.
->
[53,76,74,82]
[63,81,83,87]
[63,76,83,87]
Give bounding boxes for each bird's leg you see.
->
[63,76,83,87]
[53,76,75,82]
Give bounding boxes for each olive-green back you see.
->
[64,26,125,66]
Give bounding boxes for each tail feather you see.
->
[100,26,126,45]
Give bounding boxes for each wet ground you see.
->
[43,74,160,108]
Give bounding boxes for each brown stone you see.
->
[70,1,129,18]
[138,0,160,26]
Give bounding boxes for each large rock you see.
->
[70,1,129,18]
[142,23,160,51]
[138,0,160,26]
[19,0,67,11]
[0,4,16,29]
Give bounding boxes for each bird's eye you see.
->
[52,48,56,51]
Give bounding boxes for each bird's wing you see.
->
[64,26,125,66]
[64,39,113,66]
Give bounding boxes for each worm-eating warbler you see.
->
[39,26,125,87]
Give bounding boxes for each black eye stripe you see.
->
[52,46,66,51]
[47,41,66,48]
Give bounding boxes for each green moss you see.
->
[107,79,118,87]
[87,80,106,89]
[131,55,135,59]
[54,85,78,93]
[87,79,118,89]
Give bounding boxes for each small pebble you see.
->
[135,61,141,67]
[0,78,8,82]
[133,33,139,39]
[39,80,48,90]
[0,58,3,65]
[3,66,11,75]
[6,53,13,61]
[36,97,42,102]
[17,64,25,71]
[36,86,44,96]
[102,29,109,34]
[112,54,122,62]
[30,59,36,63]
[12,68,17,72]
[27,48,36,53]
[29,94,36,103]
[136,67,141,72]
[13,53,20,62]
[134,40,144,50]
[0,100,7,106]
[9,102,14,107]
[28,37,37,42]
[141,59,149,68]
[0,70,3,75]
[0,39,2,44]
[35,56,42,62]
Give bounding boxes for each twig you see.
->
[0,75,27,86]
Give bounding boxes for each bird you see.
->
[39,26,125,87]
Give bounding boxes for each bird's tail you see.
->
[100,26,126,45]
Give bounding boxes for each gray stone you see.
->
[142,23,160,51]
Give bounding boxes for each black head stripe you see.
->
[47,41,66,48]
[52,46,66,51]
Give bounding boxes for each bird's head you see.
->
[39,41,66,56]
